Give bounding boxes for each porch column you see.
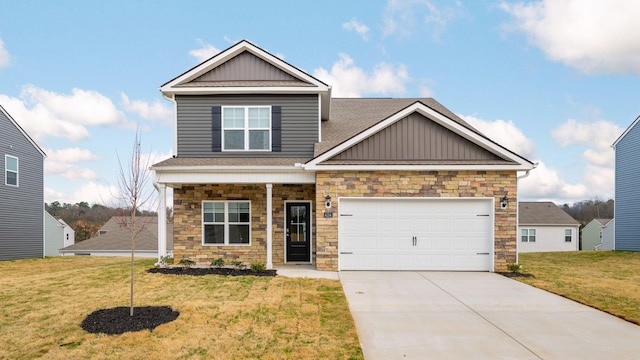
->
[266,183,273,269]
[157,183,167,262]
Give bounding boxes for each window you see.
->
[5,155,18,186]
[521,228,536,242]
[565,229,572,242]
[222,106,271,151]
[203,201,251,245]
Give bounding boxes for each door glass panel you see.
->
[289,205,307,243]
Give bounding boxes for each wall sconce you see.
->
[500,195,509,209]
[325,195,332,209]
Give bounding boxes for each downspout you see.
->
[515,163,538,264]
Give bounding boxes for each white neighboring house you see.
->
[44,211,75,256]
[518,202,580,253]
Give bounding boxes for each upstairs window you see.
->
[521,228,536,242]
[222,106,271,151]
[565,229,572,242]
[5,155,18,186]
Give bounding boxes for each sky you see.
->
[1,0,639,208]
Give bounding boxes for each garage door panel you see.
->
[339,198,493,271]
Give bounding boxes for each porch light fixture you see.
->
[324,195,332,209]
[500,195,509,209]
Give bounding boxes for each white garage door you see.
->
[339,198,493,271]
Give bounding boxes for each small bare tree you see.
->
[114,128,157,316]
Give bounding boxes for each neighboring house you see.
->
[151,40,535,272]
[518,202,580,253]
[59,216,173,257]
[0,105,46,261]
[612,115,640,251]
[581,218,614,251]
[44,211,76,256]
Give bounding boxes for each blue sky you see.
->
[1,0,638,207]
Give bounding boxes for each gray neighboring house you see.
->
[581,218,614,251]
[44,211,75,256]
[60,216,173,257]
[518,202,580,253]
[0,105,46,261]
[612,115,640,251]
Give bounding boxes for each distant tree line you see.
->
[45,201,162,242]
[560,199,614,227]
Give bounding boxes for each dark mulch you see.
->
[497,271,535,278]
[81,306,179,335]
[147,267,277,277]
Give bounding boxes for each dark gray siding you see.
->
[332,113,503,161]
[176,94,318,158]
[615,119,640,251]
[0,109,44,260]
[192,51,299,82]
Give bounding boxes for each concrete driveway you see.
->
[340,271,640,359]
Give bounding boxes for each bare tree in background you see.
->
[114,128,157,316]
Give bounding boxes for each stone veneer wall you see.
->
[315,170,518,271]
[173,184,315,266]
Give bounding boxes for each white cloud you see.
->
[0,37,10,68]
[500,0,640,74]
[460,115,536,159]
[313,54,409,97]
[46,147,99,163]
[188,40,220,63]
[44,147,100,181]
[121,93,172,125]
[343,18,370,41]
[0,85,131,142]
[383,0,464,40]
[519,161,588,202]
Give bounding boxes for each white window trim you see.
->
[5,155,18,187]
[565,229,573,242]
[521,228,536,242]
[221,106,272,152]
[202,200,252,246]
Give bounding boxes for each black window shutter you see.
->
[212,106,222,152]
[272,106,282,152]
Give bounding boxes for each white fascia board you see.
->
[153,166,316,185]
[304,163,534,171]
[161,41,330,93]
[162,86,326,95]
[612,115,640,148]
[306,102,534,169]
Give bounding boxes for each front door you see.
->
[285,202,311,262]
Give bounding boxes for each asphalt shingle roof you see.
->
[519,202,580,226]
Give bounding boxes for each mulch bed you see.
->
[497,271,535,278]
[147,267,278,277]
[81,306,179,335]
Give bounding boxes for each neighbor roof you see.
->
[519,202,580,226]
[594,218,613,226]
[60,216,172,253]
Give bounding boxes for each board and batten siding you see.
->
[176,94,319,158]
[0,109,45,260]
[331,113,503,161]
[192,51,301,82]
[615,120,640,251]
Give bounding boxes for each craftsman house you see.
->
[151,40,535,271]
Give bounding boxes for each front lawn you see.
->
[0,257,363,359]
[517,251,640,325]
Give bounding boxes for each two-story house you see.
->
[151,40,535,272]
[612,115,640,251]
[0,105,46,260]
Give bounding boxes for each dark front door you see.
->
[285,202,311,262]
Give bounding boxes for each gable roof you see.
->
[593,218,614,226]
[519,202,580,226]
[612,115,640,148]
[59,216,172,253]
[160,40,332,120]
[0,104,46,157]
[306,99,534,170]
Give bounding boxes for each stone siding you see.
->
[173,184,315,266]
[315,170,518,271]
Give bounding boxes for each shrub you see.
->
[506,263,522,272]
[231,260,247,270]
[178,258,196,268]
[157,255,174,267]
[210,258,225,268]
[250,262,266,272]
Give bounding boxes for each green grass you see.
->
[0,257,362,360]
[517,251,640,324]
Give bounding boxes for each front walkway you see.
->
[340,271,640,359]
